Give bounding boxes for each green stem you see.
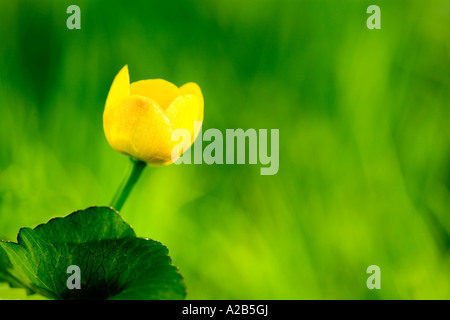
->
[110,158,146,212]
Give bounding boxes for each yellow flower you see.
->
[103,65,204,166]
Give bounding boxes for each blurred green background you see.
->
[0,0,449,299]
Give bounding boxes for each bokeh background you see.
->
[0,0,449,299]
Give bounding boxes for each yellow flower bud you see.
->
[103,65,204,166]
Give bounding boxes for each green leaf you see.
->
[0,206,186,300]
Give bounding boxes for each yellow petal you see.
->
[130,79,179,110]
[179,82,204,122]
[165,94,203,145]
[103,95,175,165]
[105,65,130,111]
